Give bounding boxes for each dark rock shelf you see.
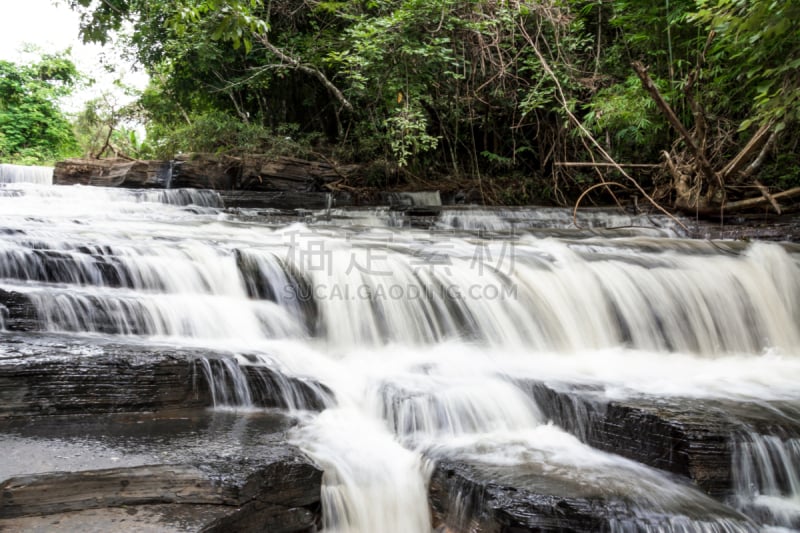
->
[429,457,755,532]
[0,333,331,417]
[522,380,800,497]
[0,409,321,531]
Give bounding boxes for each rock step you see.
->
[522,380,800,497]
[0,410,322,531]
[429,458,756,533]
[0,334,330,417]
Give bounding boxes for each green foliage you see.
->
[66,0,800,204]
[73,86,145,159]
[583,75,667,160]
[384,106,439,168]
[692,0,800,130]
[142,110,316,159]
[0,54,80,164]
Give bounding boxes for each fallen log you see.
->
[720,122,773,181]
[723,186,800,213]
[554,162,661,168]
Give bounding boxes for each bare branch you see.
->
[258,36,353,113]
[632,61,719,189]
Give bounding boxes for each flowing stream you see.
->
[1,177,799,532]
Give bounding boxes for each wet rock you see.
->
[0,504,237,533]
[240,155,356,193]
[0,410,322,531]
[429,458,755,533]
[383,191,442,208]
[123,160,174,188]
[0,289,39,331]
[0,334,330,417]
[522,381,800,498]
[202,501,316,533]
[53,159,136,187]
[688,212,800,243]
[0,465,229,517]
[171,154,238,190]
[220,191,332,210]
[234,249,319,334]
[245,366,332,411]
[0,249,125,288]
[0,337,208,417]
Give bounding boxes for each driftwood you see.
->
[720,122,773,181]
[632,61,719,190]
[555,162,660,168]
[516,22,686,231]
[633,60,787,214]
[723,186,800,212]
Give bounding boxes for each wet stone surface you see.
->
[429,458,756,533]
[0,409,322,531]
[0,333,330,417]
[522,380,800,498]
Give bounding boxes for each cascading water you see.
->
[0,164,53,185]
[0,180,799,532]
[732,431,800,529]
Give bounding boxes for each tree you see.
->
[73,86,146,159]
[0,53,81,165]
[64,0,800,209]
[634,0,800,212]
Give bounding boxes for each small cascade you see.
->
[732,432,800,528]
[0,164,53,185]
[197,357,254,407]
[0,181,222,208]
[128,188,223,207]
[372,374,543,440]
[293,409,433,533]
[279,230,800,353]
[196,354,334,411]
[158,160,174,189]
[437,206,686,236]
[427,424,758,533]
[235,249,318,333]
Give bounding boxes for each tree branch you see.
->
[516,26,687,231]
[723,186,800,212]
[259,36,353,112]
[721,123,774,181]
[632,61,719,188]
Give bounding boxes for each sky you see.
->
[0,0,149,112]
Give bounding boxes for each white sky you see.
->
[0,0,149,112]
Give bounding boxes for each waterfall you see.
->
[1,182,799,532]
[732,432,800,528]
[0,164,53,185]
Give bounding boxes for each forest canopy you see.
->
[56,0,800,208]
[0,53,81,165]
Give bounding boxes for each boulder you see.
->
[171,153,238,189]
